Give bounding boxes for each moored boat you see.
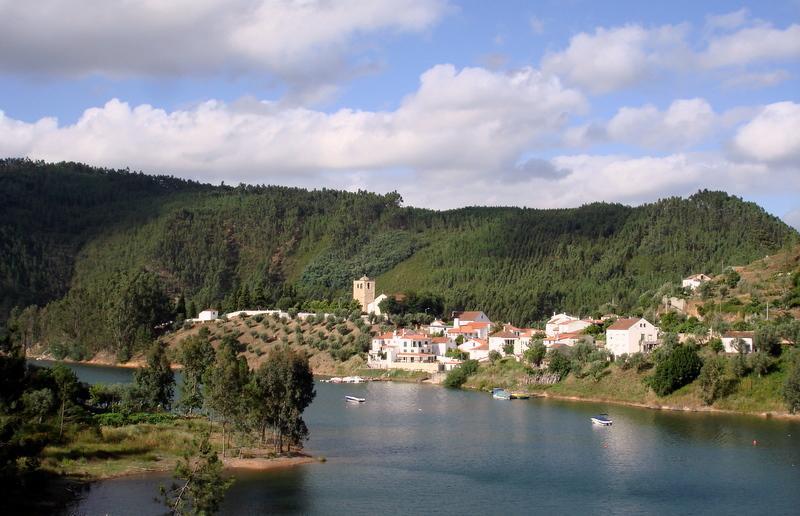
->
[345,395,366,403]
[591,414,613,426]
[509,392,530,399]
[492,388,511,400]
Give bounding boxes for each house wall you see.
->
[722,337,754,353]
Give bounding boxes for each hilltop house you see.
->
[458,338,490,361]
[197,309,218,322]
[543,332,586,348]
[721,331,755,353]
[682,273,712,291]
[545,313,591,337]
[452,311,491,326]
[605,318,659,357]
[426,319,449,335]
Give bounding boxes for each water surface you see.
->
[46,362,800,515]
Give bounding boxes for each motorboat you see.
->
[509,392,530,399]
[345,395,366,403]
[492,388,511,400]
[591,414,613,426]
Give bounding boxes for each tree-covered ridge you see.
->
[1,160,798,360]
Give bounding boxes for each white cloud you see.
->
[541,15,800,94]
[606,98,717,150]
[705,9,750,32]
[723,69,791,89]
[731,101,800,164]
[0,64,585,191]
[699,23,800,68]
[0,0,448,99]
[540,24,689,94]
[529,16,545,35]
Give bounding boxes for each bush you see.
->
[749,351,774,377]
[647,344,702,396]
[443,360,479,388]
[698,356,728,405]
[784,353,800,414]
[547,349,571,378]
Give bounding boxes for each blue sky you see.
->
[0,0,798,227]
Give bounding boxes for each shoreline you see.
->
[28,353,799,420]
[521,389,800,421]
[61,453,319,483]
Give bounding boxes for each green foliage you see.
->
[749,351,774,377]
[443,360,479,388]
[2,160,796,342]
[709,338,724,354]
[784,352,800,414]
[248,346,316,453]
[93,412,177,427]
[547,349,572,378]
[133,342,175,411]
[203,341,250,457]
[698,355,728,405]
[488,350,502,363]
[161,432,234,515]
[523,340,547,367]
[178,334,215,414]
[755,327,781,356]
[647,344,702,396]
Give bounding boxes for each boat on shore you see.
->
[510,392,530,399]
[492,388,511,400]
[591,414,612,426]
[345,396,366,403]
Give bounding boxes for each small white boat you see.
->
[330,377,343,383]
[492,388,511,400]
[345,395,366,403]
[591,414,613,426]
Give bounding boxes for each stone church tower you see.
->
[353,276,375,311]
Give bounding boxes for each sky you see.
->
[0,0,799,228]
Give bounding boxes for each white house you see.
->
[368,330,441,371]
[448,321,492,340]
[605,318,659,357]
[426,319,450,335]
[722,331,755,353]
[366,293,388,315]
[197,309,219,322]
[543,332,586,348]
[682,273,712,291]
[458,338,489,361]
[452,310,491,327]
[545,313,591,337]
[488,331,522,355]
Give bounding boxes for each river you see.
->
[34,360,800,515]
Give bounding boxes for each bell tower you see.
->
[353,276,375,311]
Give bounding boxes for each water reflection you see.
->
[55,371,800,516]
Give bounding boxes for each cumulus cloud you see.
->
[699,23,800,68]
[0,64,585,191]
[541,14,800,94]
[731,101,800,164]
[605,98,717,150]
[723,70,791,89]
[0,0,448,99]
[540,24,689,94]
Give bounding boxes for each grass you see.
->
[461,356,794,416]
[41,418,207,479]
[355,368,430,381]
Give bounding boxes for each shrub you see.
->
[749,351,774,377]
[443,360,479,388]
[698,355,728,405]
[784,353,800,414]
[647,344,702,396]
[547,349,571,378]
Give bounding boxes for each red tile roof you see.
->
[607,318,642,331]
[490,331,520,339]
[431,337,450,343]
[723,331,754,339]
[455,311,486,321]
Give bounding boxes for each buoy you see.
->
[753,439,758,446]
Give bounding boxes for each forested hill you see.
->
[2,159,798,357]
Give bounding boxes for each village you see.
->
[188,273,759,375]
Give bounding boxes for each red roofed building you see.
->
[605,318,659,356]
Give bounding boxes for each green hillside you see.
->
[2,159,797,359]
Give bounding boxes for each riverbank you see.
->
[42,417,320,482]
[462,358,800,420]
